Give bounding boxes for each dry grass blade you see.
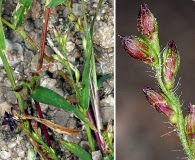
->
[20,114,80,135]
[26,133,51,160]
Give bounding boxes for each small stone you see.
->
[3,78,12,87]
[0,141,7,150]
[34,18,42,29]
[47,110,55,117]
[23,19,35,32]
[66,41,75,52]
[41,77,57,89]
[92,150,102,160]
[5,91,17,105]
[25,31,41,50]
[30,54,39,71]
[0,151,11,159]
[0,39,24,67]
[8,141,17,149]
[30,54,47,71]
[54,110,70,127]
[48,62,63,73]
[30,0,42,19]
[63,8,70,17]
[100,95,114,107]
[101,106,114,124]
[0,86,5,102]
[66,117,77,128]
[72,3,82,16]
[93,22,114,48]
[24,50,34,62]
[62,132,81,144]
[9,30,23,43]
[10,151,18,158]
[17,149,25,158]
[45,45,55,57]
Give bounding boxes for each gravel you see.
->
[0,0,114,159]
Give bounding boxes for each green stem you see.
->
[0,50,25,112]
[85,123,95,152]
[155,56,193,159]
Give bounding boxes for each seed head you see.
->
[162,40,180,90]
[143,87,177,124]
[119,35,158,66]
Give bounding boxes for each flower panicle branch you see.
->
[119,3,194,159]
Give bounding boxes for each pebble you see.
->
[93,22,114,48]
[3,78,12,87]
[62,132,82,144]
[5,91,17,105]
[0,86,6,103]
[48,62,63,73]
[66,41,75,52]
[8,141,17,149]
[66,117,77,128]
[24,50,34,62]
[9,30,23,43]
[30,0,42,19]
[17,149,25,158]
[92,150,102,160]
[72,3,83,16]
[0,39,24,67]
[34,18,42,29]
[101,106,114,124]
[0,151,11,159]
[54,110,70,127]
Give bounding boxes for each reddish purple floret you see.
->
[143,87,173,118]
[163,40,180,90]
[137,3,156,38]
[185,103,195,142]
[119,35,156,64]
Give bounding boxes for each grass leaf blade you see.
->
[97,73,113,88]
[90,0,104,37]
[81,52,91,110]
[12,0,33,28]
[30,86,96,130]
[0,0,5,50]
[47,0,64,8]
[60,140,92,160]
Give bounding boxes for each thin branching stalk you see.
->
[0,50,25,111]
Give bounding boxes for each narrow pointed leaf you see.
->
[0,0,5,50]
[90,0,104,37]
[12,0,33,28]
[60,140,92,160]
[46,0,64,8]
[97,73,113,88]
[81,52,91,110]
[30,86,96,130]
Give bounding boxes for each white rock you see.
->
[8,142,17,149]
[101,106,114,123]
[0,101,12,117]
[93,23,114,48]
[66,41,75,52]
[0,151,11,159]
[0,39,24,66]
[92,150,102,160]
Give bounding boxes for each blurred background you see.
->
[116,0,195,159]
